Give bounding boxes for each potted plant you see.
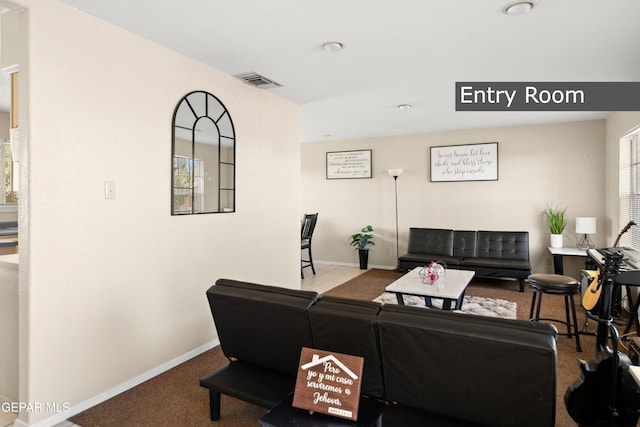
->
[544,206,567,248]
[349,225,374,269]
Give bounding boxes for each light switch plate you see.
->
[105,181,116,199]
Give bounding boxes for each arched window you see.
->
[172,91,235,214]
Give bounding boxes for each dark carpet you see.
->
[70,269,637,426]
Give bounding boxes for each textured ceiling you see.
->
[30,1,640,141]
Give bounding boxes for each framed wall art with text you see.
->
[430,142,498,182]
[326,149,372,179]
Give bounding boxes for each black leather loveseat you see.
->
[200,278,557,426]
[398,228,531,291]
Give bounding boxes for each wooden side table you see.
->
[547,246,590,275]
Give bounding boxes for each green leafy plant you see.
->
[349,225,374,250]
[544,206,567,234]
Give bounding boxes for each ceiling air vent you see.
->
[234,72,282,89]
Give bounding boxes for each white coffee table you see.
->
[385,268,475,310]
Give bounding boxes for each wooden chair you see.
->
[301,213,318,279]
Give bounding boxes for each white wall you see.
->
[11,0,301,424]
[302,120,607,278]
[0,256,18,403]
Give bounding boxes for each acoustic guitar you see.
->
[582,269,601,310]
[581,221,636,311]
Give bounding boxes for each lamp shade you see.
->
[576,217,596,234]
[388,168,403,177]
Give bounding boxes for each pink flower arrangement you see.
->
[419,261,446,285]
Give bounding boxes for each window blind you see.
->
[620,128,640,248]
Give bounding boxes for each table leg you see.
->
[442,299,452,310]
[623,285,640,337]
[552,254,564,275]
[395,293,405,305]
[454,290,466,310]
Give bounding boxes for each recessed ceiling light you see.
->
[323,41,344,52]
[505,1,534,15]
[398,104,413,110]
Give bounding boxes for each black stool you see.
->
[528,273,582,352]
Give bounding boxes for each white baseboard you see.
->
[13,340,220,427]
[315,260,396,270]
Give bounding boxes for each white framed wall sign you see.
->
[326,149,372,179]
[430,142,498,182]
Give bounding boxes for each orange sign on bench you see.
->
[292,347,364,421]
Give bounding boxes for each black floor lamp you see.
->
[388,168,403,271]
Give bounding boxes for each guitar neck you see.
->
[594,250,623,353]
[613,221,635,247]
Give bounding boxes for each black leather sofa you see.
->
[200,278,557,426]
[398,228,531,291]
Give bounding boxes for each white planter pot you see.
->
[550,234,563,248]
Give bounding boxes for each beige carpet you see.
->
[69,269,636,427]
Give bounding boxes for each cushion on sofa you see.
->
[407,228,454,256]
[377,304,557,427]
[475,231,529,261]
[207,278,318,376]
[452,230,478,258]
[461,257,530,269]
[309,296,385,399]
[398,252,462,268]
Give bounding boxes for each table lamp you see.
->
[576,217,596,249]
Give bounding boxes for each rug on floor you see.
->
[373,293,517,319]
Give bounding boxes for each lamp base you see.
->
[577,234,594,250]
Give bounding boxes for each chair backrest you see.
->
[301,213,318,241]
